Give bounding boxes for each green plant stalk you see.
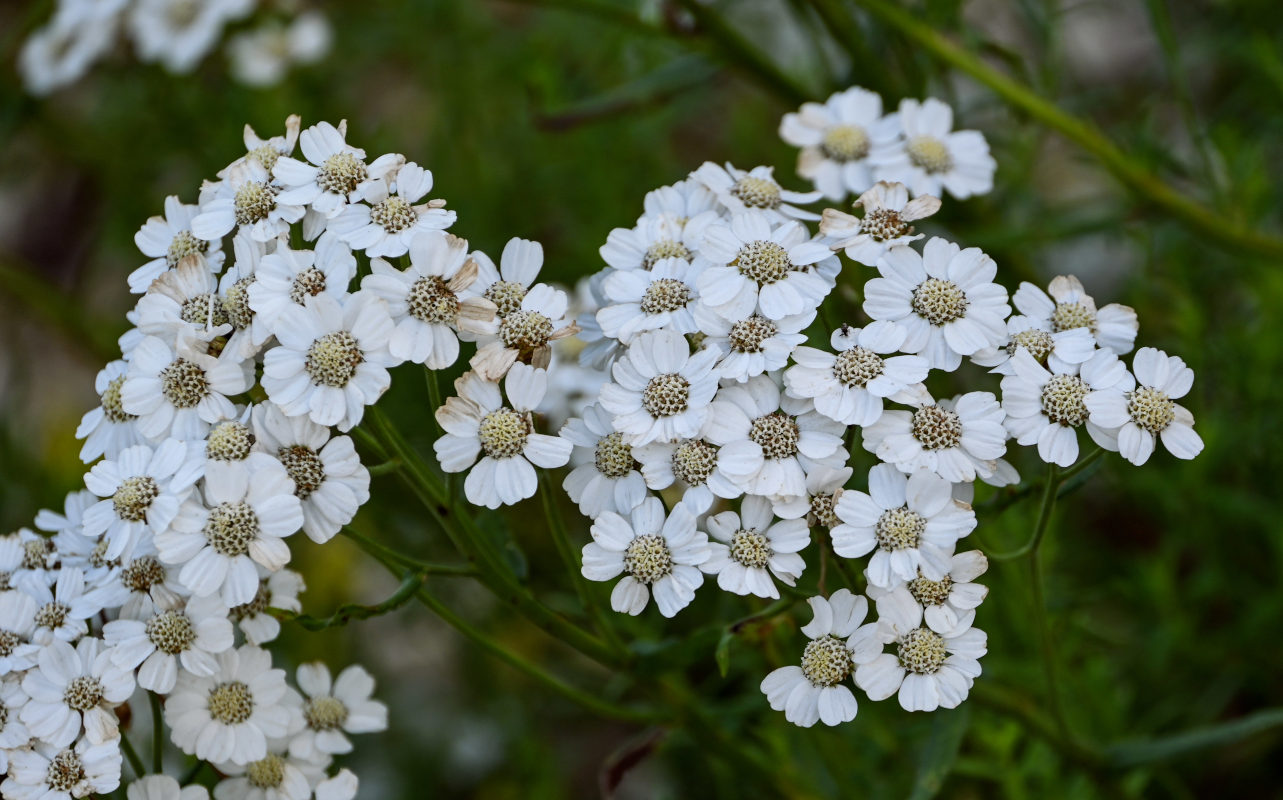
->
[1025,463,1070,739]
[119,733,147,780]
[843,0,1283,260]
[1105,706,1283,768]
[148,692,164,774]
[339,527,476,576]
[270,569,428,631]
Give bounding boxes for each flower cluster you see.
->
[560,85,1202,727]
[18,0,331,95]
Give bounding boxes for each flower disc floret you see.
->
[593,432,634,479]
[160,358,210,408]
[113,476,159,521]
[316,152,368,195]
[477,408,531,459]
[728,315,778,353]
[101,375,136,424]
[305,331,363,388]
[499,310,553,351]
[1007,328,1055,362]
[303,696,349,731]
[1041,374,1090,427]
[23,538,55,569]
[277,444,326,499]
[897,627,947,674]
[246,754,285,789]
[905,136,953,174]
[642,240,692,270]
[908,573,954,606]
[180,293,230,327]
[820,125,871,162]
[207,420,254,461]
[642,373,691,417]
[146,610,197,654]
[1127,386,1176,434]
[671,440,717,485]
[233,182,278,226]
[1051,301,1096,332]
[223,277,255,329]
[810,493,839,527]
[35,601,69,629]
[407,276,460,324]
[911,277,968,325]
[861,208,912,241]
[166,231,209,267]
[204,501,260,557]
[749,412,800,460]
[729,529,771,569]
[484,280,527,316]
[207,681,254,724]
[640,278,691,314]
[63,676,103,711]
[623,534,673,584]
[735,240,792,285]
[370,196,416,233]
[121,556,166,593]
[911,405,963,450]
[288,267,328,304]
[45,750,84,792]
[832,346,885,387]
[875,507,925,550]
[730,176,782,209]
[800,635,854,687]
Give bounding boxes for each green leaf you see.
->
[715,630,734,677]
[908,706,971,800]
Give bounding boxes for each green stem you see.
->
[987,461,1064,560]
[366,458,401,477]
[270,569,428,631]
[1021,463,1070,739]
[119,732,147,780]
[970,683,1102,769]
[846,0,1283,260]
[1105,707,1283,768]
[148,692,163,773]
[339,527,475,576]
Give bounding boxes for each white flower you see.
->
[192,160,305,244]
[759,589,878,727]
[696,211,834,321]
[83,440,204,560]
[314,770,358,800]
[360,233,498,367]
[121,333,253,442]
[780,87,900,200]
[970,314,1097,376]
[1011,275,1139,356]
[248,237,358,346]
[0,679,32,750]
[832,465,976,589]
[102,549,186,622]
[157,455,304,606]
[288,663,388,760]
[631,436,742,515]
[212,747,322,800]
[251,405,370,544]
[560,403,648,518]
[21,637,135,747]
[1002,349,1135,467]
[0,588,42,673]
[597,329,720,446]
[0,528,59,593]
[434,365,572,509]
[854,585,988,711]
[218,234,271,356]
[133,255,232,346]
[1084,347,1203,465]
[697,305,811,383]
[1,737,123,799]
[469,237,546,320]
[230,568,305,646]
[261,292,397,431]
[581,497,709,617]
[165,645,297,766]
[784,322,930,426]
[128,775,211,800]
[819,181,941,266]
[863,238,1011,371]
[328,163,455,257]
[26,568,100,645]
[772,463,853,525]
[228,12,333,89]
[702,496,808,598]
[596,257,702,343]
[692,162,821,222]
[127,0,252,73]
[599,210,717,274]
[862,391,1008,483]
[703,375,846,501]
[220,117,303,178]
[132,195,225,293]
[470,283,578,381]
[103,593,234,693]
[17,0,124,96]
[273,121,400,219]
[870,97,996,199]
[77,359,147,463]
[866,549,989,635]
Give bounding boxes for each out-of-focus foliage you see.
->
[2,0,1282,797]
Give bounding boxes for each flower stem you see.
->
[148,691,164,773]
[119,732,147,780]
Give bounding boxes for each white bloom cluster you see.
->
[18,0,331,95]
[0,116,473,797]
[560,86,1202,727]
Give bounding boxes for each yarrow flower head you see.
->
[693,162,822,222]
[701,495,809,599]
[779,87,900,200]
[870,97,996,200]
[288,662,388,760]
[559,402,648,519]
[1012,274,1139,356]
[1084,347,1203,465]
[819,181,942,267]
[862,391,1008,483]
[597,328,720,447]
[328,163,455,257]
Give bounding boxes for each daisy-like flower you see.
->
[632,436,742,514]
[863,238,1011,371]
[759,589,877,727]
[599,210,718,274]
[157,455,304,606]
[785,322,930,426]
[434,365,572,509]
[867,550,989,635]
[970,314,1097,376]
[165,645,297,766]
[862,391,1008,483]
[21,637,135,747]
[120,333,253,442]
[597,329,720,446]
[220,117,303,178]
[1,527,59,592]
[595,257,702,343]
[1084,347,1204,466]
[560,403,648,518]
[127,775,211,800]
[217,234,270,357]
[204,412,255,465]
[133,254,230,345]
[192,160,305,244]
[1002,349,1135,467]
[289,663,388,760]
[470,283,578,381]
[696,304,811,383]
[0,590,41,673]
[103,547,185,621]
[247,236,357,346]
[83,439,204,560]
[702,495,808,598]
[779,86,900,200]
[854,585,988,711]
[581,497,709,617]
[870,97,996,199]
[27,568,99,644]
[314,770,359,800]
[77,359,147,463]
[0,680,32,753]
[328,162,455,257]
[261,292,397,431]
[103,593,234,693]
[127,0,252,72]
[251,405,369,544]
[469,237,546,320]
[273,120,401,219]
[212,746,322,800]
[832,465,976,589]
[132,195,225,293]
[1,737,123,800]
[696,211,835,321]
[703,375,846,501]
[819,181,941,267]
[693,162,821,222]
[1011,275,1139,355]
[772,463,852,525]
[230,568,305,646]
[360,233,498,367]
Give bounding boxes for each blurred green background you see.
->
[2,0,1282,797]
